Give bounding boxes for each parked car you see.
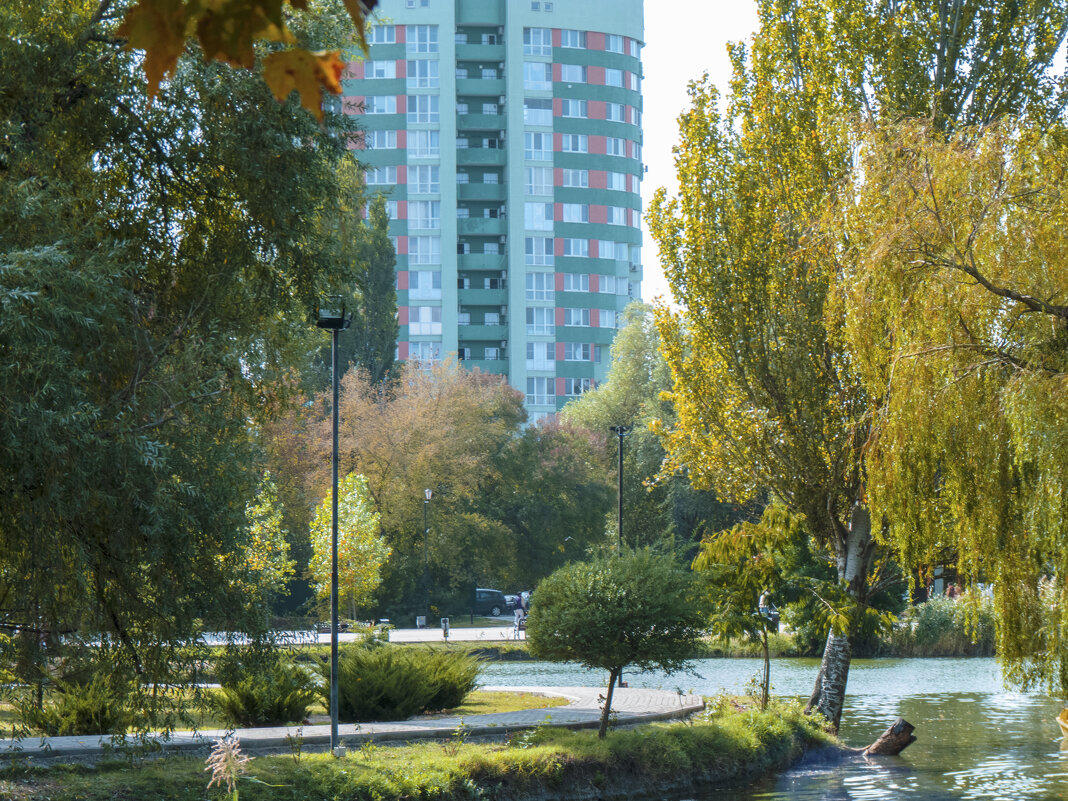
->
[473,588,509,617]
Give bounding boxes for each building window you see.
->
[408,95,439,123]
[560,29,586,48]
[367,130,397,149]
[563,342,592,361]
[369,25,396,44]
[606,171,627,191]
[606,136,626,156]
[483,172,499,184]
[524,131,552,161]
[407,59,439,89]
[484,347,500,360]
[525,271,554,301]
[526,341,555,369]
[525,166,553,195]
[408,200,440,229]
[484,242,499,254]
[524,98,552,126]
[562,239,589,258]
[526,307,555,335]
[409,130,440,157]
[409,236,441,265]
[561,203,588,223]
[600,309,618,328]
[629,39,640,58]
[563,307,590,326]
[562,272,589,290]
[410,165,440,193]
[368,60,396,78]
[560,64,586,83]
[481,67,498,79]
[524,202,553,231]
[366,95,397,114]
[485,311,500,325]
[526,377,553,405]
[482,102,498,115]
[409,305,442,335]
[523,62,552,91]
[406,25,438,53]
[523,27,552,56]
[604,68,624,87]
[561,99,587,118]
[605,102,625,122]
[455,66,468,79]
[627,72,639,91]
[561,168,588,188]
[607,206,627,225]
[409,341,442,363]
[562,377,593,396]
[525,236,554,266]
[599,240,629,261]
[605,34,624,53]
[366,166,397,185]
[560,134,588,153]
[456,172,470,185]
[409,270,442,299]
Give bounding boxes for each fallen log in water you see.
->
[856,717,916,756]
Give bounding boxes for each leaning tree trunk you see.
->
[806,503,875,733]
[599,667,621,738]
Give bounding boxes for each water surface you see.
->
[480,658,1068,800]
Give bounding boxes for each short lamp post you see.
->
[423,488,432,621]
[609,425,632,553]
[316,297,351,756]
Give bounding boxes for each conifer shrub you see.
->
[329,643,480,721]
[16,670,134,736]
[211,650,324,728]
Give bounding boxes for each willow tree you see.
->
[648,0,1067,730]
[837,120,1068,695]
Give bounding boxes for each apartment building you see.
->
[343,0,644,419]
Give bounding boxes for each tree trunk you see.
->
[599,667,621,738]
[862,717,916,755]
[806,502,875,733]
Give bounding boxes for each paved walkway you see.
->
[0,686,704,761]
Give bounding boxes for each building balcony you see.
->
[457,217,505,236]
[457,113,504,131]
[456,78,505,96]
[455,43,505,61]
[457,183,505,202]
[458,287,507,305]
[460,358,508,373]
[458,253,507,270]
[457,148,506,166]
[458,324,509,340]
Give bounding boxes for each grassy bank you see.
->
[0,699,831,801]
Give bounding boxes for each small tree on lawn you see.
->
[526,549,709,737]
[693,504,800,710]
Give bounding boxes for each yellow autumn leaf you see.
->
[263,49,344,121]
[117,0,191,99]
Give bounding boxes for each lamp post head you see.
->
[316,295,352,330]
[425,488,432,501]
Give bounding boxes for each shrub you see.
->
[211,651,324,728]
[888,595,995,657]
[16,671,133,736]
[329,643,480,722]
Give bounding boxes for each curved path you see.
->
[0,686,705,761]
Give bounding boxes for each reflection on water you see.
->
[480,658,1068,800]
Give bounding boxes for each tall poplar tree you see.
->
[649,0,1067,729]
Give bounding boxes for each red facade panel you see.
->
[343,96,364,114]
[397,200,408,219]
[552,28,562,47]
[396,25,406,44]
[554,238,565,257]
[399,307,409,325]
[396,236,408,255]
[591,309,600,328]
[555,307,565,327]
[396,60,406,79]
[397,270,409,290]
[589,170,607,190]
[553,97,563,116]
[590,205,607,225]
[398,165,408,184]
[399,342,409,360]
[554,167,564,186]
[588,100,606,120]
[588,135,606,155]
[397,95,407,114]
[590,273,600,292]
[555,377,566,396]
[555,272,565,291]
[587,32,605,50]
[398,129,407,148]
[586,65,605,85]
[552,62,562,82]
[556,342,566,360]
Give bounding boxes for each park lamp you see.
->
[425,488,432,501]
[316,296,352,331]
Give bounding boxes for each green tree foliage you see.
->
[563,303,745,554]
[0,0,363,687]
[343,195,398,385]
[835,120,1068,694]
[647,0,1066,728]
[526,550,709,738]
[308,473,390,619]
[693,505,803,710]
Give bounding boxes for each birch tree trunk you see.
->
[806,503,875,732]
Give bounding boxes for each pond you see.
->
[479,658,1068,800]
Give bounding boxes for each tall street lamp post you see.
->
[609,425,632,553]
[423,488,432,622]
[317,297,351,756]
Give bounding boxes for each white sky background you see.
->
[639,2,759,305]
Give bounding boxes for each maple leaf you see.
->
[195,1,291,70]
[263,49,344,122]
[117,0,191,99]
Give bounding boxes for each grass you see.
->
[0,690,567,736]
[0,697,833,801]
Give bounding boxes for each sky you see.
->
[638,2,759,305]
